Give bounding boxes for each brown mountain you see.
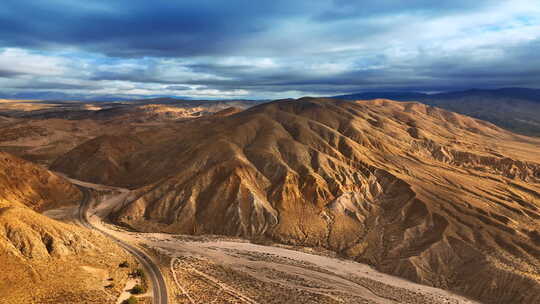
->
[52,98,540,303]
[334,88,540,136]
[0,100,261,166]
[0,152,132,303]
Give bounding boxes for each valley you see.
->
[50,176,480,304]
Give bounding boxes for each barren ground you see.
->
[62,178,480,304]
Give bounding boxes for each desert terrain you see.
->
[1,97,539,303]
[0,152,137,303]
[52,177,480,304]
[51,97,540,303]
[334,88,540,137]
[2,1,539,302]
[0,98,260,165]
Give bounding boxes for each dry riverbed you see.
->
[129,233,479,304]
[58,180,480,304]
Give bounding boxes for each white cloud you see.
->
[0,48,70,76]
[2,0,540,99]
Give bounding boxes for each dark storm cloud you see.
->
[0,0,504,58]
[0,0,539,98]
[0,0,307,57]
[165,85,193,91]
[89,70,176,84]
[0,69,22,78]
[81,36,540,96]
[179,38,540,94]
[10,81,98,90]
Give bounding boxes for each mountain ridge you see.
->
[333,88,540,102]
[333,88,540,136]
[53,97,540,303]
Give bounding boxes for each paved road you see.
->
[76,186,169,304]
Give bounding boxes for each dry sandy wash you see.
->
[52,97,540,303]
[76,180,480,304]
[159,236,480,304]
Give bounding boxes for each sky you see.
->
[0,0,539,100]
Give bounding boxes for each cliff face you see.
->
[54,98,540,303]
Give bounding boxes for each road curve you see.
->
[76,186,169,304]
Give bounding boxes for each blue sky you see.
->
[0,0,539,100]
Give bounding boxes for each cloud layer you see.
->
[1,0,539,99]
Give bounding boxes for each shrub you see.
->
[130,284,145,295]
[133,268,144,278]
[122,296,137,304]
[119,261,129,268]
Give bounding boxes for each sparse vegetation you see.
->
[119,261,129,268]
[130,284,145,295]
[132,268,144,278]
[122,296,138,304]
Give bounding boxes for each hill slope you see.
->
[0,152,132,303]
[334,88,540,136]
[0,99,257,165]
[53,98,540,303]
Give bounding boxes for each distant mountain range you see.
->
[0,91,211,102]
[333,88,540,136]
[3,87,540,136]
[0,91,265,103]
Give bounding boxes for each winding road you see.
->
[75,186,169,304]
